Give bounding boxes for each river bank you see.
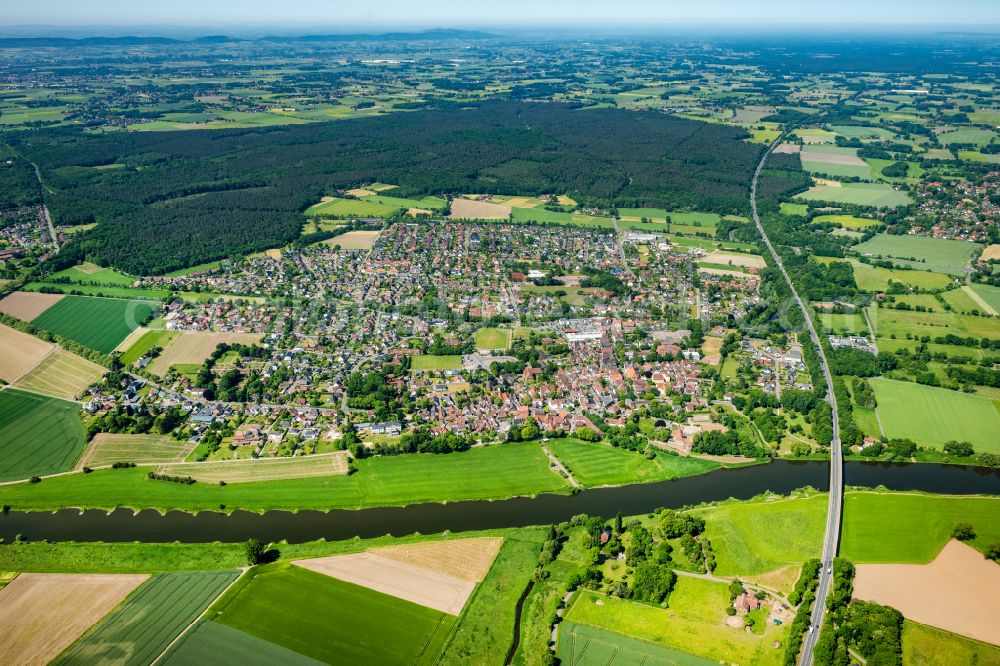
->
[1,460,997,543]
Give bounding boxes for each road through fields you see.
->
[749,136,842,666]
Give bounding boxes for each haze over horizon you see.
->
[3,0,1000,32]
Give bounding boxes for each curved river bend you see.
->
[2,460,998,543]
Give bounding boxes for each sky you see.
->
[4,0,1000,30]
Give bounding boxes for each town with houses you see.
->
[68,217,815,464]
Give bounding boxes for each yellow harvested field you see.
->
[700,336,723,366]
[0,324,53,382]
[800,150,868,166]
[14,348,105,400]
[503,196,545,208]
[74,261,104,275]
[156,451,349,483]
[374,537,503,582]
[345,188,376,197]
[773,143,801,154]
[113,325,150,353]
[150,332,262,377]
[449,197,512,220]
[703,251,767,270]
[556,195,577,206]
[294,552,476,615]
[980,244,1000,262]
[853,540,1000,646]
[0,573,149,666]
[265,248,282,260]
[745,565,801,597]
[699,266,753,279]
[407,207,432,217]
[77,433,197,469]
[0,291,63,321]
[813,178,843,187]
[322,230,381,250]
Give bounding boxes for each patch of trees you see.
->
[629,562,676,605]
[858,438,917,460]
[579,270,628,297]
[943,440,974,458]
[85,405,187,439]
[10,103,781,274]
[147,471,196,484]
[851,378,876,409]
[788,559,821,605]
[0,151,42,211]
[692,429,768,458]
[346,427,472,459]
[827,347,896,377]
[947,364,1000,388]
[840,602,904,666]
[880,161,909,178]
[832,376,864,449]
[783,559,821,666]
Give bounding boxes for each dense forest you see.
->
[0,145,42,212]
[4,102,779,274]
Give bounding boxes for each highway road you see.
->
[749,138,843,666]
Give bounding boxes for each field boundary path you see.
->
[861,307,879,353]
[541,442,580,488]
[150,566,249,666]
[750,136,842,666]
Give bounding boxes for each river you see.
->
[1,460,998,543]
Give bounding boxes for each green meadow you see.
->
[305,197,401,218]
[851,264,954,292]
[901,621,1000,666]
[794,182,912,207]
[119,329,178,365]
[510,206,613,228]
[474,327,512,349]
[412,354,463,370]
[565,581,788,666]
[49,262,136,286]
[558,622,716,666]
[812,214,879,229]
[210,564,453,665]
[161,621,320,666]
[841,491,1000,562]
[55,571,240,666]
[547,438,718,487]
[360,193,447,210]
[0,389,86,482]
[853,233,981,274]
[690,493,825,576]
[31,295,159,353]
[0,441,569,512]
[869,306,1000,341]
[870,378,1000,453]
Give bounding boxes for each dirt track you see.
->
[853,540,1000,646]
[0,573,148,665]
